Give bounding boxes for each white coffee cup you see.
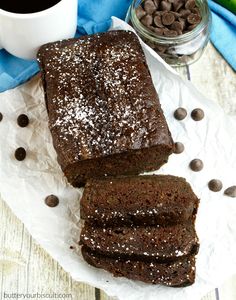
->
[0,0,78,60]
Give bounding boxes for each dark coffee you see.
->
[0,0,61,14]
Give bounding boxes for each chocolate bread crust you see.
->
[81,246,196,287]
[80,175,199,226]
[37,30,173,187]
[80,222,199,261]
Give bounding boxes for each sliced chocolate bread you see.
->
[80,222,199,261]
[80,175,199,226]
[80,174,199,286]
[81,246,196,287]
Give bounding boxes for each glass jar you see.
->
[126,0,212,66]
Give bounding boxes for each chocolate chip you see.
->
[179,9,191,18]
[17,114,29,127]
[187,24,198,31]
[189,159,204,172]
[185,0,196,10]
[15,147,26,161]
[144,0,157,14]
[154,15,164,27]
[0,112,3,122]
[141,14,153,27]
[146,40,156,49]
[154,27,165,35]
[163,28,178,36]
[153,0,159,7]
[162,12,175,25]
[136,6,147,20]
[174,107,187,120]
[224,186,236,197]
[173,0,184,11]
[160,1,172,11]
[191,108,204,121]
[191,7,200,14]
[208,179,223,192]
[187,13,201,24]
[178,17,186,29]
[45,194,59,207]
[172,12,181,18]
[155,45,168,53]
[170,21,183,32]
[70,245,74,249]
[174,142,184,154]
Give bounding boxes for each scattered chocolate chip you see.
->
[144,0,157,14]
[17,114,29,127]
[185,0,196,10]
[208,179,223,192]
[162,12,175,25]
[179,8,191,18]
[189,159,204,171]
[174,107,187,120]
[0,112,3,122]
[191,108,204,121]
[70,245,74,249]
[187,13,201,24]
[45,194,59,207]
[154,15,164,27]
[224,186,236,197]
[15,147,26,161]
[136,6,147,20]
[174,142,185,154]
[160,1,172,11]
[141,14,153,27]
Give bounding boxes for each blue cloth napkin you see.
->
[208,0,236,71]
[0,0,131,93]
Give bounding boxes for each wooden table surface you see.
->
[0,42,236,300]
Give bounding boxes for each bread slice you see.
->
[81,246,196,287]
[80,175,199,226]
[80,222,199,261]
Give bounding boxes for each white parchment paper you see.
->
[0,17,236,300]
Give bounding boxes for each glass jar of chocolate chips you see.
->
[126,0,211,66]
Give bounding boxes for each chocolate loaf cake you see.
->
[81,246,196,287]
[80,223,199,261]
[80,175,199,226]
[37,30,174,187]
[80,175,200,287]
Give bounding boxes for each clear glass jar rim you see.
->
[129,0,211,43]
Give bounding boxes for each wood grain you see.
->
[0,42,236,300]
